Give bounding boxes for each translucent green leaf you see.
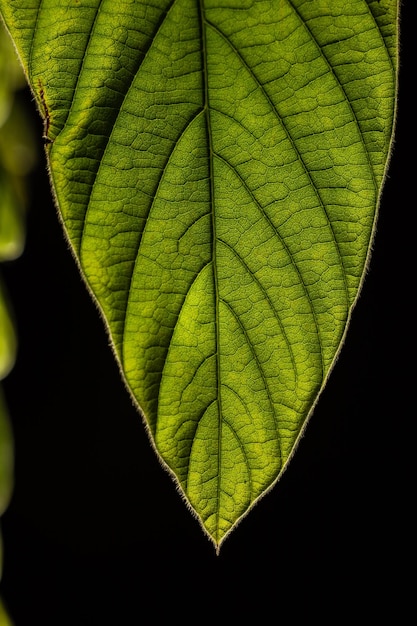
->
[0,0,398,548]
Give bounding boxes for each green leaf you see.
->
[0,0,398,548]
[0,281,16,381]
[0,18,36,261]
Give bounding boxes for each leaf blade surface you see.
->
[0,0,398,547]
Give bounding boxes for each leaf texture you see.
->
[0,0,398,547]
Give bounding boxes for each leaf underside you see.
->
[0,0,397,548]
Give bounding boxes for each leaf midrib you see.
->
[198,0,223,539]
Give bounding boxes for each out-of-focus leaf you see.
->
[0,18,35,621]
[0,19,37,261]
[0,282,16,381]
[0,595,14,626]
[0,390,14,625]
[0,388,13,517]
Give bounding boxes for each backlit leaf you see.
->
[0,0,398,549]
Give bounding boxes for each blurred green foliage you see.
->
[1,22,36,262]
[0,18,37,622]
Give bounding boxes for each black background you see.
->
[1,5,412,623]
